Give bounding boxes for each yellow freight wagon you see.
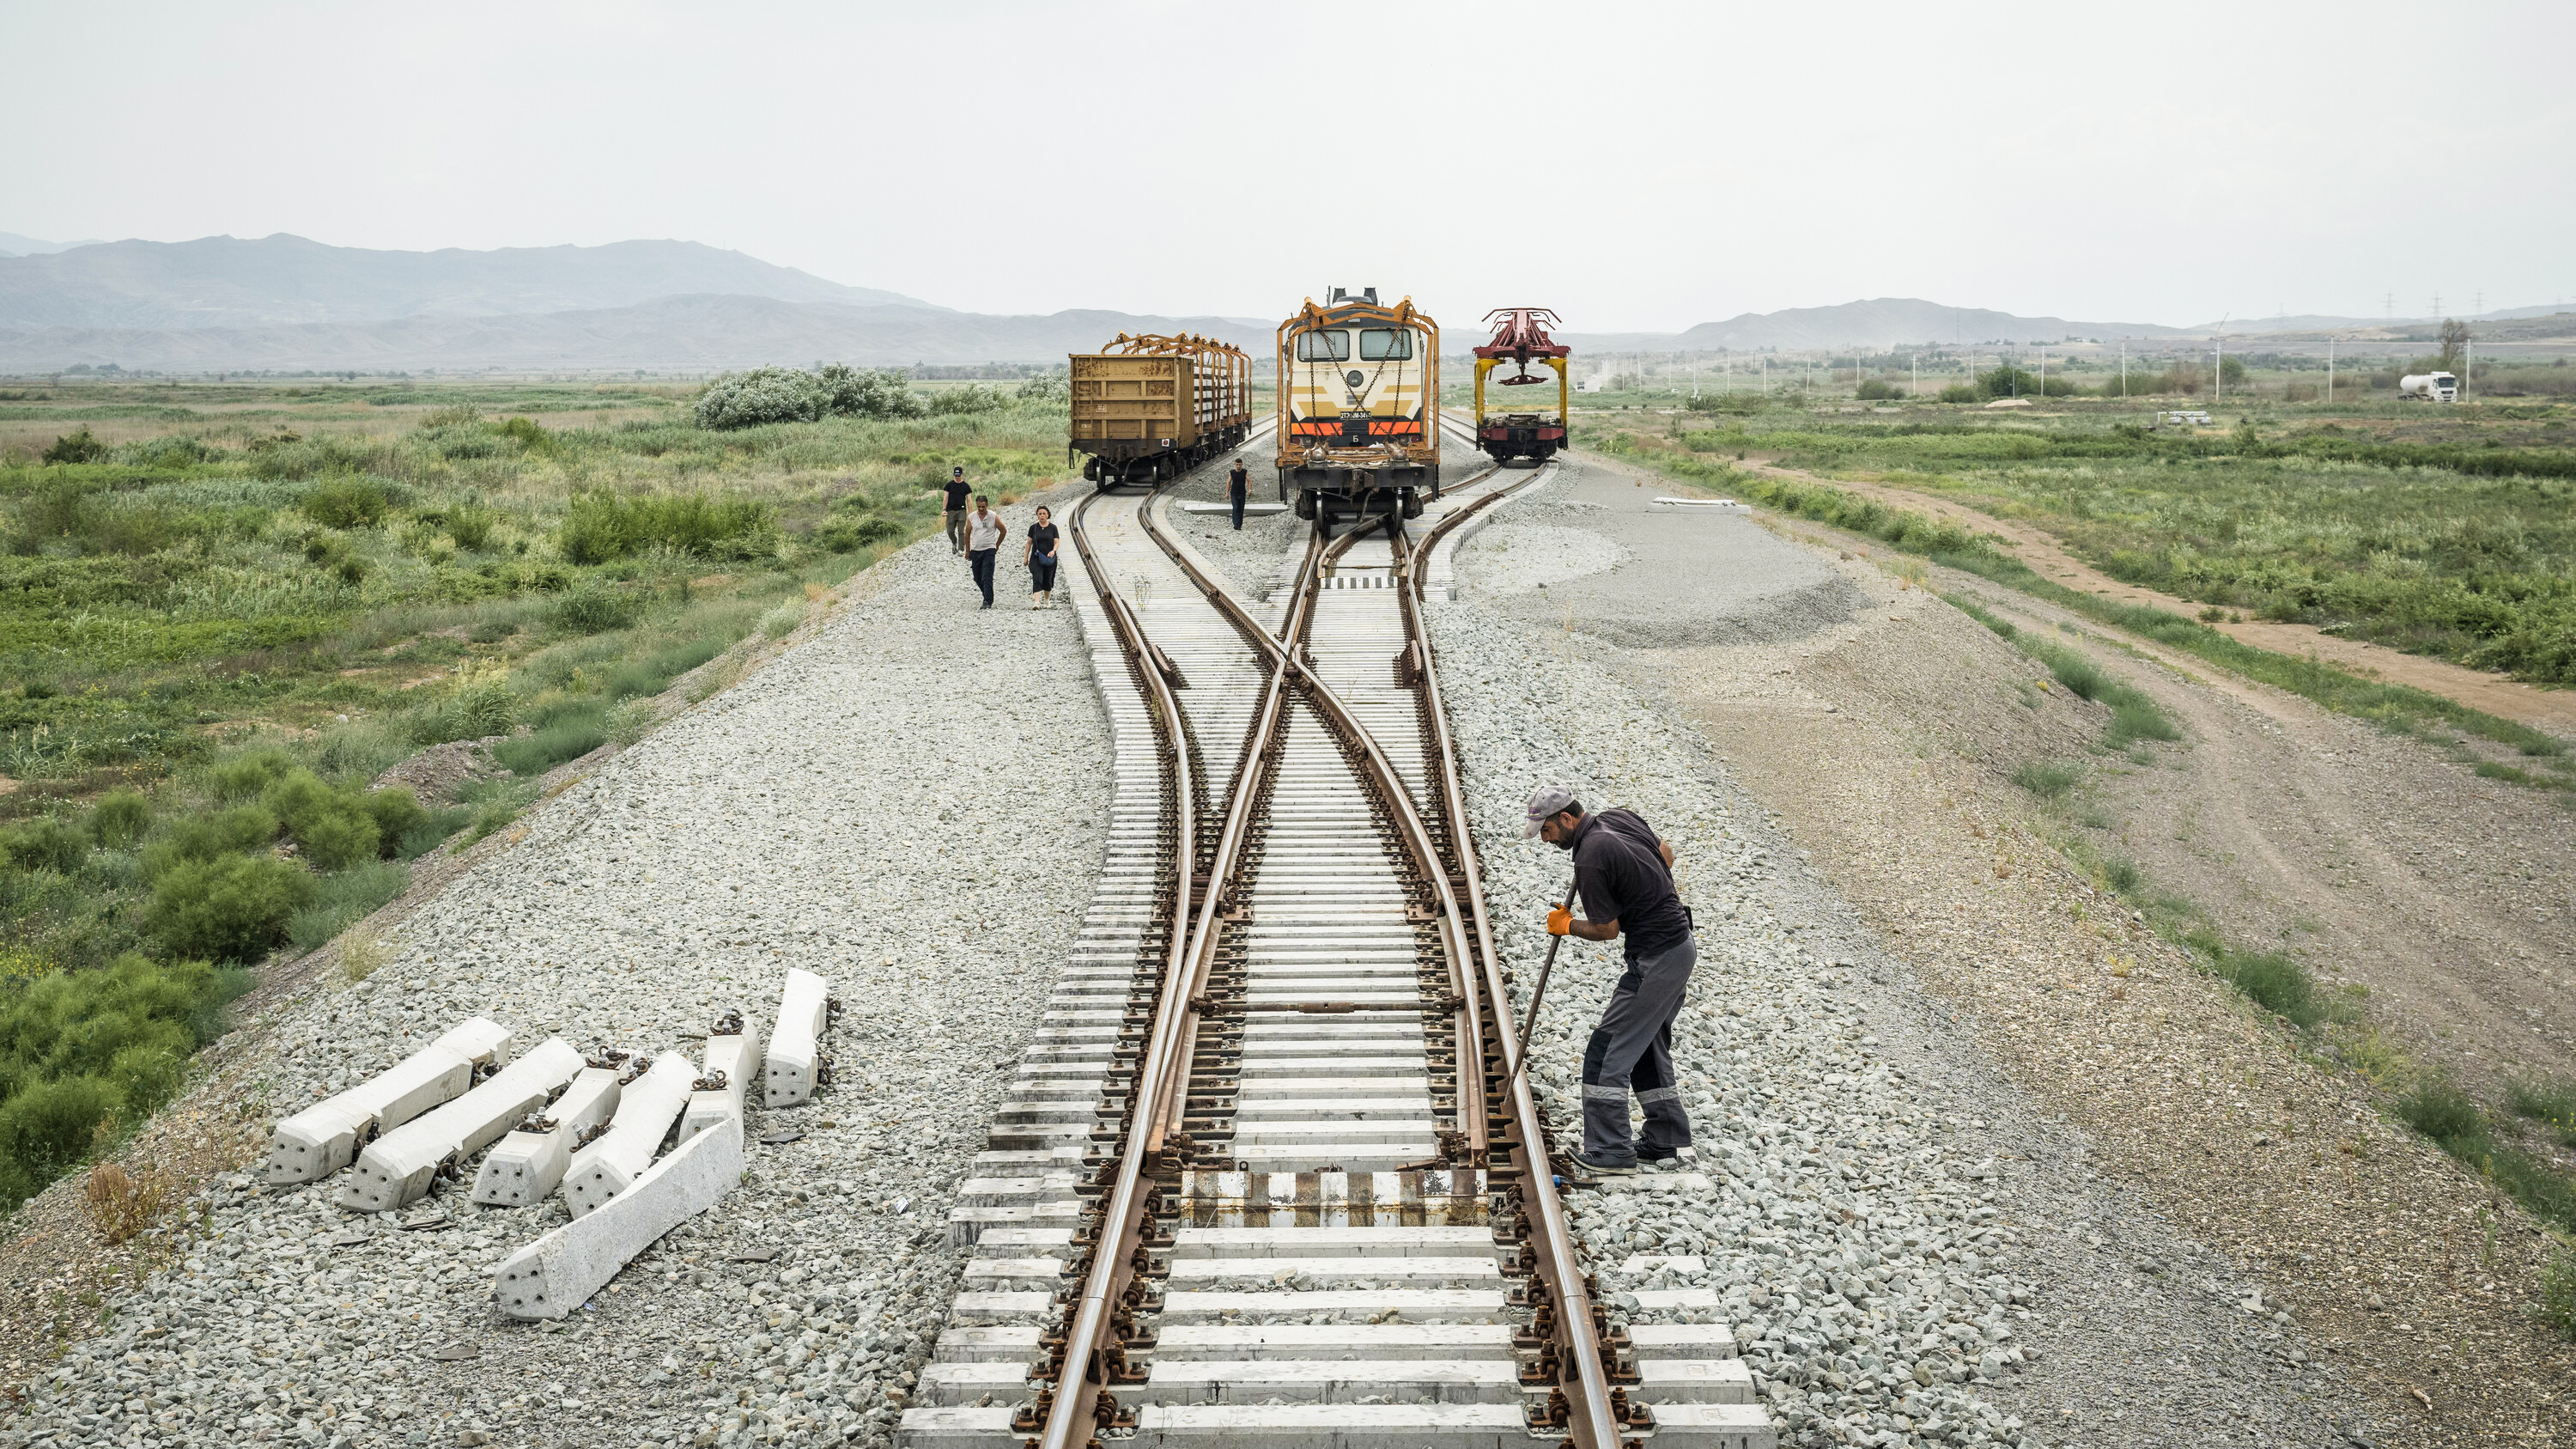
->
[1069,332,1252,487]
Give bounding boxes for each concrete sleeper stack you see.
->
[334,1037,586,1213]
[562,1052,697,1218]
[471,1061,627,1207]
[264,1017,512,1185]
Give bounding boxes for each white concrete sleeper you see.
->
[495,1111,743,1319]
[681,1008,765,1143]
[335,1037,585,1213]
[264,1017,513,1186]
[763,968,832,1108]
[562,1052,696,1219]
[471,1062,625,1207]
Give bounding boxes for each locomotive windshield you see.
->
[1294,330,1351,362]
[1358,329,1413,361]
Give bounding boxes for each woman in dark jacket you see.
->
[1024,505,1061,609]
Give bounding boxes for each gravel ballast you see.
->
[3,512,1111,1449]
[1429,457,2372,1449]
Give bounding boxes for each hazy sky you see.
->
[6,1,2570,331]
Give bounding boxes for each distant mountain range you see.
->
[0,232,105,259]
[1560,298,2191,353]
[0,294,1274,372]
[0,233,2562,371]
[0,234,939,330]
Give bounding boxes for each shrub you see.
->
[490,707,607,777]
[1015,371,1071,405]
[0,953,251,1209]
[1938,384,1979,404]
[2010,760,2084,798]
[209,748,296,802]
[411,675,517,745]
[82,1161,175,1243]
[2044,653,2107,701]
[0,1076,118,1207]
[441,505,497,551]
[759,600,804,639]
[557,490,777,564]
[694,367,829,429]
[2542,1248,2576,1342]
[2506,1077,2576,1148]
[85,790,153,849]
[398,806,473,859]
[0,818,88,874]
[2217,945,2319,1027]
[2102,856,2142,894]
[2105,701,2182,747]
[286,859,410,953]
[301,477,391,529]
[816,514,904,552]
[41,427,109,466]
[547,587,646,636]
[2396,1078,2483,1147]
[495,417,553,451]
[145,854,316,961]
[1855,378,1896,400]
[927,383,1010,416]
[358,786,427,854]
[260,770,381,869]
[815,364,926,420]
[139,806,279,880]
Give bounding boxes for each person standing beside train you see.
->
[1226,457,1250,531]
[939,466,972,555]
[964,495,1008,610]
[1024,504,1060,610]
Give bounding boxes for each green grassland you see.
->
[0,378,1074,1208]
[1569,375,2576,688]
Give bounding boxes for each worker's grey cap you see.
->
[1522,786,1580,837]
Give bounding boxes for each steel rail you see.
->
[1383,461,1632,1445]
[1132,467,1631,1449]
[1030,484,1202,1449]
[1135,489,1494,1168]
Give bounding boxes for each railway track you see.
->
[902,435,1771,1449]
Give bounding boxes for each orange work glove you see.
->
[1546,903,1573,936]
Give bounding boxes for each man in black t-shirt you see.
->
[1527,786,1695,1176]
[1226,458,1250,531]
[939,467,972,555]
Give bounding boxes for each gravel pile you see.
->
[4,513,1112,1449]
[1426,480,2361,1449]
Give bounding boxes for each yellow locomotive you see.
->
[1273,287,1440,530]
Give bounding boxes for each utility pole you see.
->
[2039,348,2047,399]
[2120,339,2128,399]
[2464,334,2474,399]
[2327,335,2335,404]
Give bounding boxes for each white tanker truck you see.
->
[2397,371,2458,402]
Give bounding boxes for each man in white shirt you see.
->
[963,496,1009,610]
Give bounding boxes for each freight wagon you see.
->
[1274,287,1440,531]
[1068,332,1253,487]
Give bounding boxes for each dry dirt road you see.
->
[1488,448,2575,1448]
[1737,461,2576,741]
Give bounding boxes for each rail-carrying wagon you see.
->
[1068,332,1253,487]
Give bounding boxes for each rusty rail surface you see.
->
[1026,484,1202,1449]
[1036,440,1628,1449]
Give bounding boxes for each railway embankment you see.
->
[0,497,1112,1449]
[1454,451,2573,1447]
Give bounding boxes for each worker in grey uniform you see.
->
[1526,786,1694,1176]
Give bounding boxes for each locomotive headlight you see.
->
[1344,370,1365,390]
